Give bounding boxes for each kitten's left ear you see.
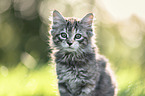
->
[81,13,94,26]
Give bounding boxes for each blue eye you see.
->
[75,34,82,39]
[61,33,67,38]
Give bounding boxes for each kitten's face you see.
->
[56,25,87,52]
[51,10,93,52]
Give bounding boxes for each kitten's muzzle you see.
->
[67,39,73,46]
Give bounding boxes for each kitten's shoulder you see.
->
[96,54,109,69]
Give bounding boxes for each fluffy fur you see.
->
[50,10,117,96]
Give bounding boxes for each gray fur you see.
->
[50,10,117,96]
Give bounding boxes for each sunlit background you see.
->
[0,0,145,96]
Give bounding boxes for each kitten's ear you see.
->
[81,13,93,26]
[53,10,66,24]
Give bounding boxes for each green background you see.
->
[0,0,145,95]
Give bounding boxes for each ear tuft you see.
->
[81,13,94,26]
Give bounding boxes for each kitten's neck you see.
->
[55,47,96,66]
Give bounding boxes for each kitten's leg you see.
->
[79,72,116,96]
[58,83,72,96]
[95,71,116,96]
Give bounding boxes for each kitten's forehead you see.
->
[66,18,78,31]
[69,18,76,24]
[62,18,87,36]
[60,18,86,36]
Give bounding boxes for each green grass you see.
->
[0,63,145,96]
[0,63,59,96]
[116,65,145,96]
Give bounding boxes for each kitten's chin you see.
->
[64,47,76,52]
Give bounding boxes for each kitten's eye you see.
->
[61,33,67,38]
[75,34,82,39]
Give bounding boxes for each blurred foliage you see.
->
[0,64,59,96]
[0,0,145,95]
[0,0,50,68]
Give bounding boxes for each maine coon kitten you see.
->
[50,10,117,96]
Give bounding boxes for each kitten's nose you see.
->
[67,40,73,46]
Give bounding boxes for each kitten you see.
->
[50,10,117,96]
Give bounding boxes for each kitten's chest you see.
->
[57,64,87,81]
[57,64,87,92]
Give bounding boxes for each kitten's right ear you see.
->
[81,13,93,26]
[53,10,65,25]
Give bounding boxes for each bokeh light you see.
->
[0,0,145,95]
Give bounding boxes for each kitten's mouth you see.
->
[68,46,73,48]
[65,47,76,51]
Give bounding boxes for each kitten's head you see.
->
[51,10,94,52]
